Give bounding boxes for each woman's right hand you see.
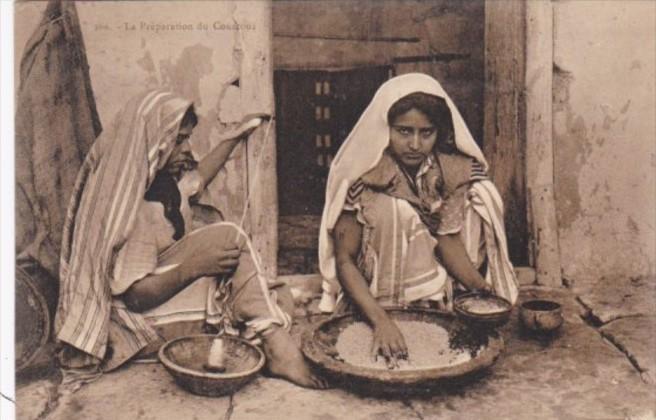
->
[234,113,270,139]
[184,245,241,279]
[371,316,408,367]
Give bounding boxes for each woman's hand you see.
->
[122,243,240,313]
[184,245,241,279]
[198,113,269,189]
[333,212,408,368]
[435,236,494,295]
[233,113,270,140]
[475,281,494,295]
[213,113,270,144]
[371,316,408,368]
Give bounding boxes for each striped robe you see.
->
[55,90,193,370]
[324,151,518,312]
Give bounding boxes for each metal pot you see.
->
[519,299,563,332]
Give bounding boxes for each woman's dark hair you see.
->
[142,105,196,241]
[387,92,456,153]
[144,172,185,241]
[180,105,198,128]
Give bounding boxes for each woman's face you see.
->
[389,108,437,170]
[165,122,195,176]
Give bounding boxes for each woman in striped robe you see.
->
[55,90,326,388]
[318,73,518,365]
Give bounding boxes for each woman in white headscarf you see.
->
[318,73,518,364]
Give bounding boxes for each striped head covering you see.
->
[55,90,194,364]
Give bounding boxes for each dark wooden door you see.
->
[275,67,392,216]
[484,1,530,267]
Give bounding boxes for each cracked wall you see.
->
[553,1,656,288]
[15,1,277,273]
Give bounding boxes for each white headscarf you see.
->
[318,73,488,288]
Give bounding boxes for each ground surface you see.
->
[16,282,656,420]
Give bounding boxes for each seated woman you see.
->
[318,73,518,364]
[55,90,326,388]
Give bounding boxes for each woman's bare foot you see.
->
[262,327,329,389]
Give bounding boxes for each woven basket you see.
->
[159,334,265,397]
[301,308,504,397]
[16,262,58,372]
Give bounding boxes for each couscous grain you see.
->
[335,321,473,370]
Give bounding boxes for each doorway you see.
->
[275,67,392,274]
[272,0,529,276]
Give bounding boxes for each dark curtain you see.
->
[15,0,102,279]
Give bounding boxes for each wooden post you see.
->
[484,0,529,266]
[235,1,278,278]
[525,0,562,287]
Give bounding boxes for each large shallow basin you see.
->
[301,308,504,396]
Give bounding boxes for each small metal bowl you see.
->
[159,334,265,397]
[454,292,513,329]
[519,300,563,332]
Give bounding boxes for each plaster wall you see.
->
[553,1,656,288]
[15,1,277,272]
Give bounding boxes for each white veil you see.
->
[318,73,488,289]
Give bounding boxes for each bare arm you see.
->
[121,246,240,312]
[122,264,196,313]
[196,137,242,190]
[196,115,268,190]
[435,233,492,292]
[334,212,387,327]
[334,212,407,363]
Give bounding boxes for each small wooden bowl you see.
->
[519,300,563,332]
[454,292,513,329]
[159,334,265,397]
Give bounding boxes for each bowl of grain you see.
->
[453,292,513,329]
[159,334,265,397]
[301,308,504,396]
